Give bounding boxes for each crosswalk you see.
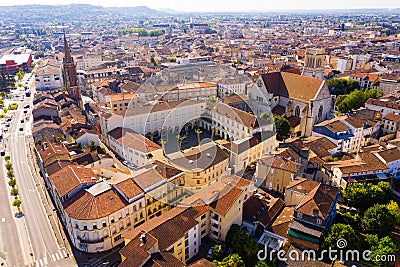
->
[35,250,68,267]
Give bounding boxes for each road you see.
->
[1,74,76,267]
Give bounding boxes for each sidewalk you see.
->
[25,135,76,265]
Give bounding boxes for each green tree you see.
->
[7,170,14,178]
[322,223,358,250]
[5,161,12,170]
[214,253,245,267]
[16,68,24,81]
[255,261,270,267]
[273,116,290,141]
[4,156,10,161]
[336,89,382,114]
[8,178,16,187]
[89,140,96,152]
[10,187,18,196]
[76,142,82,152]
[97,146,106,154]
[369,236,398,266]
[212,244,225,261]
[12,198,22,214]
[341,182,392,210]
[361,203,397,237]
[0,66,14,92]
[226,224,259,266]
[386,200,400,224]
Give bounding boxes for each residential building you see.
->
[255,154,302,193]
[381,112,400,135]
[312,115,375,153]
[285,178,339,250]
[107,127,161,167]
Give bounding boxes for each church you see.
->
[253,71,334,137]
[62,33,82,106]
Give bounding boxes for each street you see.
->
[0,74,76,267]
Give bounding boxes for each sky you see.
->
[0,0,398,12]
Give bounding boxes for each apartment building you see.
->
[312,115,376,153]
[34,58,63,90]
[119,177,250,265]
[99,100,206,141]
[203,101,274,141]
[107,127,161,167]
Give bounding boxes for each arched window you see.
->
[295,106,300,118]
[317,105,324,121]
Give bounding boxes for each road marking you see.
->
[1,218,4,223]
[55,252,60,261]
[43,257,48,265]
[50,254,56,262]
[62,250,68,258]
[39,258,43,266]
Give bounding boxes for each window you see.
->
[295,106,300,118]
[178,249,182,255]
[297,212,303,219]
[114,234,122,242]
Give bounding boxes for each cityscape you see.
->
[0,1,400,267]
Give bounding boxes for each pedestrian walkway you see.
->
[34,249,69,267]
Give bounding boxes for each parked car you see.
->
[207,247,213,259]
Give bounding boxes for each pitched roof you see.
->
[133,168,166,191]
[62,187,127,220]
[269,206,295,238]
[49,165,98,198]
[36,141,69,163]
[108,127,161,153]
[208,186,243,216]
[124,206,205,251]
[260,72,324,103]
[115,178,144,200]
[243,196,284,227]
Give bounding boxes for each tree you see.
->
[16,68,24,81]
[55,135,65,141]
[361,203,397,237]
[10,187,18,196]
[226,224,259,266]
[369,236,399,266]
[8,179,16,187]
[255,261,270,267]
[12,198,22,214]
[326,78,360,95]
[386,200,400,224]
[4,161,12,170]
[7,170,14,178]
[212,244,225,261]
[97,146,106,154]
[4,155,10,161]
[273,116,290,141]
[335,88,383,114]
[76,142,82,152]
[0,66,14,92]
[194,128,202,145]
[89,140,96,152]
[260,112,273,122]
[213,254,245,267]
[322,223,358,250]
[341,182,392,210]
[176,134,186,151]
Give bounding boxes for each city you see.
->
[0,1,399,267]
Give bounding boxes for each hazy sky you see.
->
[0,0,398,12]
